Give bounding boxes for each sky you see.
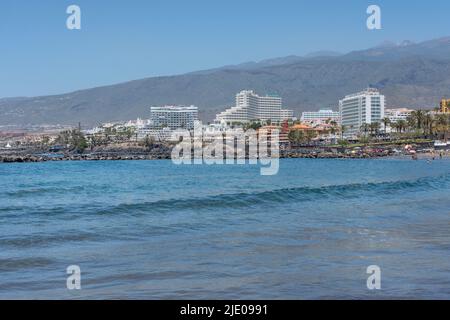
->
[1,0,450,98]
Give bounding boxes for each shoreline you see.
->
[1,151,449,163]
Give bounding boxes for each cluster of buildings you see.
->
[81,88,450,144]
[2,88,448,151]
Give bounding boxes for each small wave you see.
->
[0,232,106,249]
[97,173,450,215]
[3,185,93,198]
[0,257,55,272]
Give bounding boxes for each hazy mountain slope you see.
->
[1,37,450,127]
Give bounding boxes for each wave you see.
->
[97,173,450,215]
[2,185,104,198]
[0,232,107,249]
[0,257,55,272]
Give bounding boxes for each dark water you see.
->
[0,158,449,299]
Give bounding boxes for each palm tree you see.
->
[305,130,318,144]
[396,120,407,134]
[360,123,370,137]
[288,130,305,144]
[369,122,381,136]
[411,110,426,132]
[406,115,416,133]
[382,117,391,134]
[330,125,337,136]
[424,113,434,136]
[340,125,346,140]
[435,114,449,140]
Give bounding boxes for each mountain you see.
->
[1,37,450,127]
[304,50,342,58]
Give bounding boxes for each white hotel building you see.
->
[301,109,340,125]
[136,105,199,141]
[339,88,385,136]
[150,105,199,130]
[216,90,294,124]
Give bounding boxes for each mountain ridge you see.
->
[1,37,450,127]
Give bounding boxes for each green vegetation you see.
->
[243,121,263,131]
[56,129,88,153]
[288,130,305,144]
[327,138,433,149]
[140,135,156,149]
[388,110,450,140]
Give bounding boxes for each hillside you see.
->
[1,37,450,127]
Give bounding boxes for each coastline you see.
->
[1,150,449,163]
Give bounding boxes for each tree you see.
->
[369,122,380,136]
[340,125,346,140]
[125,127,135,140]
[337,139,349,147]
[411,110,426,131]
[382,117,391,134]
[360,123,370,137]
[75,135,88,153]
[359,136,370,145]
[424,113,434,136]
[246,121,262,131]
[144,135,156,149]
[305,130,317,143]
[406,115,416,132]
[396,120,407,134]
[56,129,88,153]
[435,114,449,140]
[288,130,305,144]
[329,125,338,136]
[56,130,71,145]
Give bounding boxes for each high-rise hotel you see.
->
[339,88,385,136]
[150,105,199,130]
[215,90,294,124]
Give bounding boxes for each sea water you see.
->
[0,158,449,299]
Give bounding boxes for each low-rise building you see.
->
[385,108,414,123]
[301,109,340,126]
[257,125,289,144]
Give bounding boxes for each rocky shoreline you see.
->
[1,141,446,163]
[0,150,395,163]
[0,154,171,163]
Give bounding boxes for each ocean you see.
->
[0,158,449,299]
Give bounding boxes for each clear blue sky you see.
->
[1,0,450,98]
